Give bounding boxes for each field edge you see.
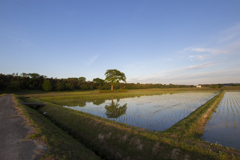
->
[20,91,240,160]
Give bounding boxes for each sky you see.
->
[0,0,240,85]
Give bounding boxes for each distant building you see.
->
[196,85,201,88]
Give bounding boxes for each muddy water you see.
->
[201,92,240,150]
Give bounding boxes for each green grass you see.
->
[165,91,225,139]
[21,90,240,160]
[99,89,128,93]
[30,90,184,106]
[1,85,239,95]
[31,88,220,102]
[13,94,100,160]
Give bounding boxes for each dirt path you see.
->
[0,94,47,160]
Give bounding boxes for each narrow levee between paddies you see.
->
[20,90,240,160]
[62,92,218,131]
[202,91,240,150]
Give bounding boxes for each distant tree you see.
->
[65,83,74,90]
[78,77,86,82]
[27,73,40,79]
[68,77,79,81]
[93,78,104,85]
[21,72,28,77]
[42,80,53,92]
[80,84,89,90]
[210,85,217,88]
[56,81,65,91]
[6,81,21,91]
[218,84,224,88]
[104,69,126,90]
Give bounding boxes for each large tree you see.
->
[104,69,126,90]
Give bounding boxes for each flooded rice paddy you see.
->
[60,92,217,131]
[202,91,240,150]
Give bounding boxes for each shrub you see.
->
[42,80,53,92]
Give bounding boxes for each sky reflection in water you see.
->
[62,92,217,131]
[202,92,240,150]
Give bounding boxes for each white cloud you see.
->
[87,54,99,66]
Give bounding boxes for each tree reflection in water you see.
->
[105,98,127,118]
[92,99,106,105]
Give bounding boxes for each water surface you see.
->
[61,92,217,131]
[201,91,240,150]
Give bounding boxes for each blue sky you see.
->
[1,0,240,85]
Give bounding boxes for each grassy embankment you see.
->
[12,94,101,160]
[166,90,226,138]
[20,89,240,160]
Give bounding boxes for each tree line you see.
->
[0,73,194,92]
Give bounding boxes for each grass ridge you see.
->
[165,91,225,138]
[22,91,240,160]
[12,94,101,160]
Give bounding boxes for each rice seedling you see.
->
[63,92,218,131]
[202,91,240,150]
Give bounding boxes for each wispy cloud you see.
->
[0,27,28,38]
[218,23,240,43]
[128,23,240,85]
[87,54,99,66]
[163,58,173,61]
[170,62,215,73]
[127,62,216,83]
[184,47,228,54]
[127,67,240,85]
[185,47,213,53]
[182,23,240,56]
[189,55,209,61]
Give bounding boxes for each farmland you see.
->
[15,89,240,159]
[202,91,240,150]
[61,92,218,131]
